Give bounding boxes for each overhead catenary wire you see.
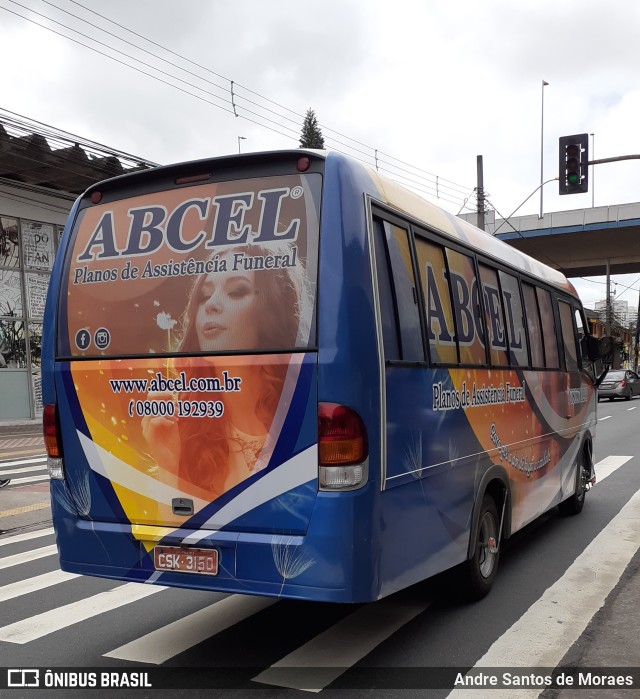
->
[0,0,474,209]
[65,0,474,193]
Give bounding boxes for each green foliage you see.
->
[299,108,325,149]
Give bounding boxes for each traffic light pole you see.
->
[477,155,485,232]
[588,154,640,166]
[493,177,558,236]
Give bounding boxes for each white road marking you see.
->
[0,527,54,547]
[4,475,49,485]
[105,594,277,664]
[628,406,637,411]
[599,415,612,421]
[253,597,430,692]
[0,545,57,570]
[0,465,47,475]
[0,456,46,468]
[0,569,79,602]
[0,582,165,644]
[594,455,632,483]
[445,486,640,698]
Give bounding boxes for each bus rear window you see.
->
[59,174,321,357]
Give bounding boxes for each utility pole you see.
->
[635,287,640,373]
[476,155,485,232]
[606,259,611,337]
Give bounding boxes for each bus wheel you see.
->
[456,494,500,601]
[558,450,587,516]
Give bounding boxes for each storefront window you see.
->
[26,272,48,319]
[0,318,27,368]
[0,269,23,317]
[1,217,20,268]
[29,322,43,413]
[1,212,60,418]
[22,220,56,271]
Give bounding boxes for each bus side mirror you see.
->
[598,336,614,364]
[590,336,614,388]
[581,334,613,363]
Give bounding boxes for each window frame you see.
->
[369,202,588,374]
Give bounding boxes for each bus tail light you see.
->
[318,403,367,489]
[43,403,65,479]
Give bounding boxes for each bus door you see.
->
[372,216,477,578]
[557,299,591,500]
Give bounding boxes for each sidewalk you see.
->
[0,418,44,459]
[548,547,640,699]
[0,418,48,534]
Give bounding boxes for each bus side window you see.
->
[558,300,580,372]
[415,237,457,364]
[499,271,529,368]
[479,264,509,367]
[445,248,486,365]
[536,287,560,369]
[372,218,401,360]
[522,283,545,368]
[373,218,424,362]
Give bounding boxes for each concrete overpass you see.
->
[460,203,640,278]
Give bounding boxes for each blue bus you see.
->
[42,150,604,603]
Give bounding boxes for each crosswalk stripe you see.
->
[595,455,632,483]
[253,598,429,692]
[0,545,57,570]
[0,456,46,468]
[0,465,48,475]
[445,486,640,698]
[0,582,166,644]
[0,569,79,603]
[0,527,54,547]
[105,594,277,664]
[4,475,49,485]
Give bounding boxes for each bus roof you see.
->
[79,148,577,299]
[352,157,577,298]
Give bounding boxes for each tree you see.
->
[299,108,325,149]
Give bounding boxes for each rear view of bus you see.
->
[42,152,370,602]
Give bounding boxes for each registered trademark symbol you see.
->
[290,186,304,199]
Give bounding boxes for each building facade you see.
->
[0,110,155,421]
[0,182,70,419]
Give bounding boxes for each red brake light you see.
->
[297,156,311,172]
[318,402,367,465]
[620,380,627,387]
[43,403,62,458]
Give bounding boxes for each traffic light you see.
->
[559,133,589,194]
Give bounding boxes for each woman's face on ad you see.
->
[195,266,260,351]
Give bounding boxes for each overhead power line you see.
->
[0,0,475,209]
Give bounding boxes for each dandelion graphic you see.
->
[52,470,111,562]
[271,535,315,596]
[156,310,177,376]
[52,470,90,516]
[405,431,427,503]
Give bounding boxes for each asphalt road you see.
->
[0,399,639,698]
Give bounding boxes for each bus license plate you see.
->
[153,546,218,575]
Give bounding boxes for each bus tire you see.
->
[558,449,587,516]
[456,494,500,601]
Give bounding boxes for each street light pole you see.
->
[237,136,247,153]
[539,80,549,220]
[590,133,595,207]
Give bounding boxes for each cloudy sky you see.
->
[2,0,640,312]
